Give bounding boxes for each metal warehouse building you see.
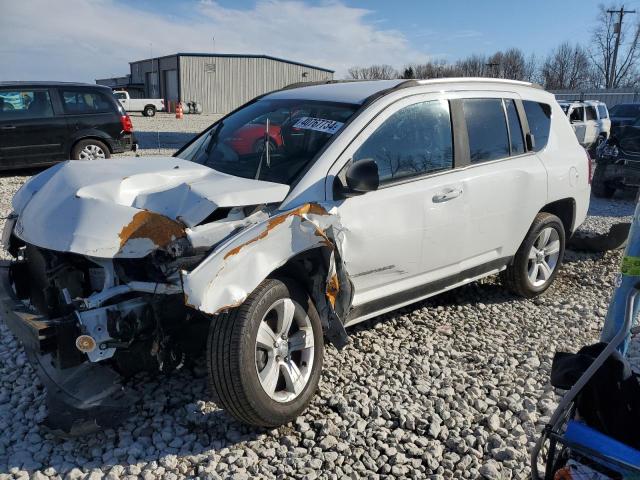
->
[97,53,334,115]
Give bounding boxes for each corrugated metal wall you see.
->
[180,56,333,114]
[130,56,179,98]
[551,88,640,108]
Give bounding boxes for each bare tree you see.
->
[541,42,591,89]
[347,65,398,80]
[456,54,488,77]
[589,4,640,88]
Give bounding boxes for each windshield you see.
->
[609,104,640,117]
[176,99,358,185]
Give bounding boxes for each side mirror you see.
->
[344,158,379,196]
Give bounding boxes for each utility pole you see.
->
[607,5,636,87]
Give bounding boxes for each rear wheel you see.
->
[143,105,156,117]
[592,164,616,198]
[207,277,324,427]
[72,139,110,160]
[501,213,565,298]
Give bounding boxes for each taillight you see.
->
[585,148,592,185]
[120,114,133,133]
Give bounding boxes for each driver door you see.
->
[325,94,467,310]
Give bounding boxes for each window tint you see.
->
[462,98,510,163]
[62,90,114,114]
[505,100,525,155]
[523,101,552,152]
[114,92,126,100]
[0,90,54,119]
[597,105,608,119]
[353,100,453,183]
[569,106,584,123]
[585,106,597,121]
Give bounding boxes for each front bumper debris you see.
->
[0,262,136,435]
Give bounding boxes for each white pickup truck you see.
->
[114,90,165,117]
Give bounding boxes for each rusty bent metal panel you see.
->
[118,210,186,253]
[182,203,351,347]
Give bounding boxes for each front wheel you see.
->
[207,277,324,427]
[501,212,565,298]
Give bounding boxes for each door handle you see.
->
[432,187,462,203]
[0,125,16,130]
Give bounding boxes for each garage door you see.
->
[165,70,178,101]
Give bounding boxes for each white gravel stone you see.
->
[0,114,635,478]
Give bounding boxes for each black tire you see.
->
[592,164,616,198]
[143,105,156,117]
[71,139,111,161]
[501,212,565,298]
[207,277,324,427]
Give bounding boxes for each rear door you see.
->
[569,106,586,145]
[584,105,599,145]
[0,87,68,168]
[451,94,548,268]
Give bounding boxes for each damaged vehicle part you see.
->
[1,79,591,433]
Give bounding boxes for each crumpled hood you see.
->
[13,157,290,258]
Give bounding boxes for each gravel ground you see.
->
[0,121,636,479]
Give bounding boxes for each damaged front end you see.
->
[0,159,352,435]
[1,226,209,435]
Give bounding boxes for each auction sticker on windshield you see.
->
[293,117,344,135]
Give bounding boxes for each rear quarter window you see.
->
[61,89,115,114]
[523,101,552,152]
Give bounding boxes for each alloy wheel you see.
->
[255,298,315,403]
[527,227,561,287]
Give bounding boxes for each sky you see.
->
[1,0,639,82]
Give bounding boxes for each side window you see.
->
[353,100,453,184]
[569,106,584,123]
[114,92,126,101]
[61,90,114,114]
[505,99,525,155]
[462,98,510,163]
[523,100,552,152]
[597,105,608,119]
[0,90,54,119]
[585,106,597,121]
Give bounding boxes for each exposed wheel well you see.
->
[271,248,330,302]
[539,198,575,235]
[70,136,112,156]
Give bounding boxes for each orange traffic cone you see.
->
[176,103,183,119]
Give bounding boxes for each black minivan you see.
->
[0,82,136,170]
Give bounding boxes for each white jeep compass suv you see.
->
[1,78,590,434]
[558,99,611,148]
